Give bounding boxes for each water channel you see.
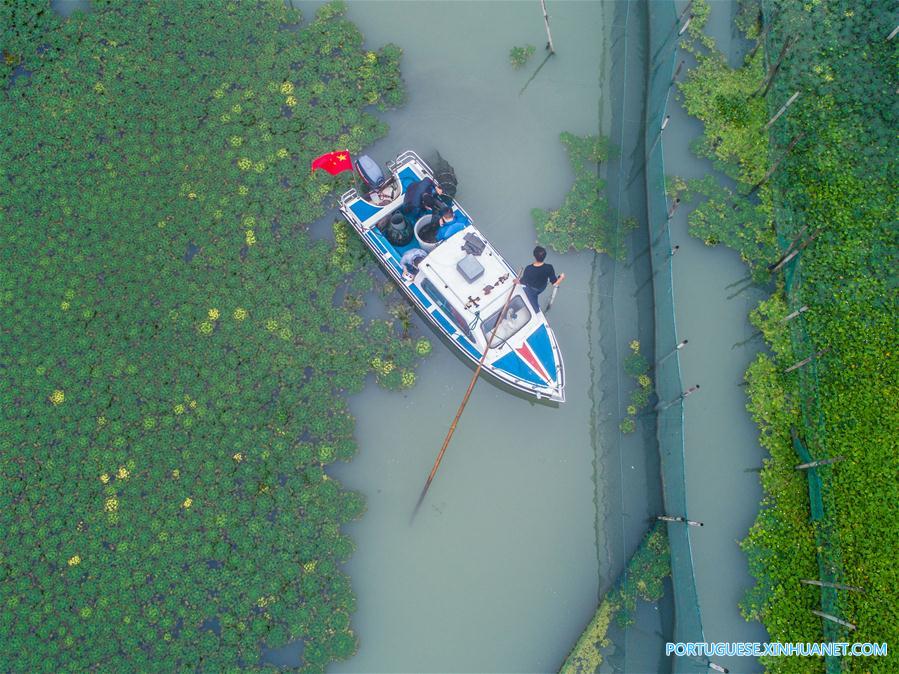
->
[304,1,667,672]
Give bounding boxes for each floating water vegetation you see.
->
[509,44,536,69]
[0,1,423,671]
[561,523,670,674]
[678,1,897,667]
[533,132,631,259]
[619,340,652,434]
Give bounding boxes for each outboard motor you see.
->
[355,155,388,190]
[384,211,414,247]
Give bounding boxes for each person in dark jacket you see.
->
[520,246,565,312]
[401,177,447,219]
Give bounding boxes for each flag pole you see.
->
[346,149,364,197]
[410,269,523,523]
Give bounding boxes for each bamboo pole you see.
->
[768,225,808,270]
[657,515,704,527]
[795,456,844,470]
[411,270,522,522]
[784,347,829,373]
[801,579,863,593]
[765,91,800,130]
[781,305,809,323]
[746,18,773,60]
[811,610,856,630]
[754,36,795,98]
[540,0,555,54]
[746,132,805,196]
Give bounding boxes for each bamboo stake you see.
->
[746,19,773,60]
[411,270,523,522]
[795,456,844,470]
[746,132,805,196]
[765,91,800,130]
[540,0,555,54]
[771,228,822,274]
[811,609,856,630]
[781,305,809,323]
[657,515,704,527]
[754,36,795,98]
[801,579,864,593]
[768,224,808,271]
[677,0,694,25]
[784,347,829,373]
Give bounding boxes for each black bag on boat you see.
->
[462,232,486,256]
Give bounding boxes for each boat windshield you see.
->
[421,278,474,340]
[481,296,531,344]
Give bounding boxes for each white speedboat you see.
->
[338,151,565,402]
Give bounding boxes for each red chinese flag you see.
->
[311,150,353,175]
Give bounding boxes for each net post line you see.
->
[645,0,707,660]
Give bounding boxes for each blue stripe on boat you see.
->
[409,284,432,308]
[456,336,481,360]
[366,230,388,255]
[398,166,419,190]
[527,324,557,382]
[492,351,545,386]
[350,199,382,222]
[431,310,455,335]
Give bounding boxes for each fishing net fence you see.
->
[645,3,708,673]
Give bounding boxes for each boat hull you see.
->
[338,151,565,403]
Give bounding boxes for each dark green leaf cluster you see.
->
[1,0,60,77]
[0,1,423,671]
[757,0,898,663]
[532,132,628,258]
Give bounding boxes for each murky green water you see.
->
[305,1,612,671]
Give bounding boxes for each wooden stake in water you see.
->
[540,0,555,54]
[411,270,523,523]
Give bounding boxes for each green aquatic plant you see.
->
[619,339,652,434]
[509,44,536,69]
[561,523,669,673]
[679,0,898,667]
[532,132,629,258]
[0,1,428,671]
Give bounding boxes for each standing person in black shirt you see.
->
[520,246,565,312]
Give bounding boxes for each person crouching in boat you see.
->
[400,248,427,279]
[434,206,471,242]
[402,177,449,220]
[520,246,565,312]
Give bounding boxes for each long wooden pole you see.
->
[540,0,555,54]
[411,270,522,522]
